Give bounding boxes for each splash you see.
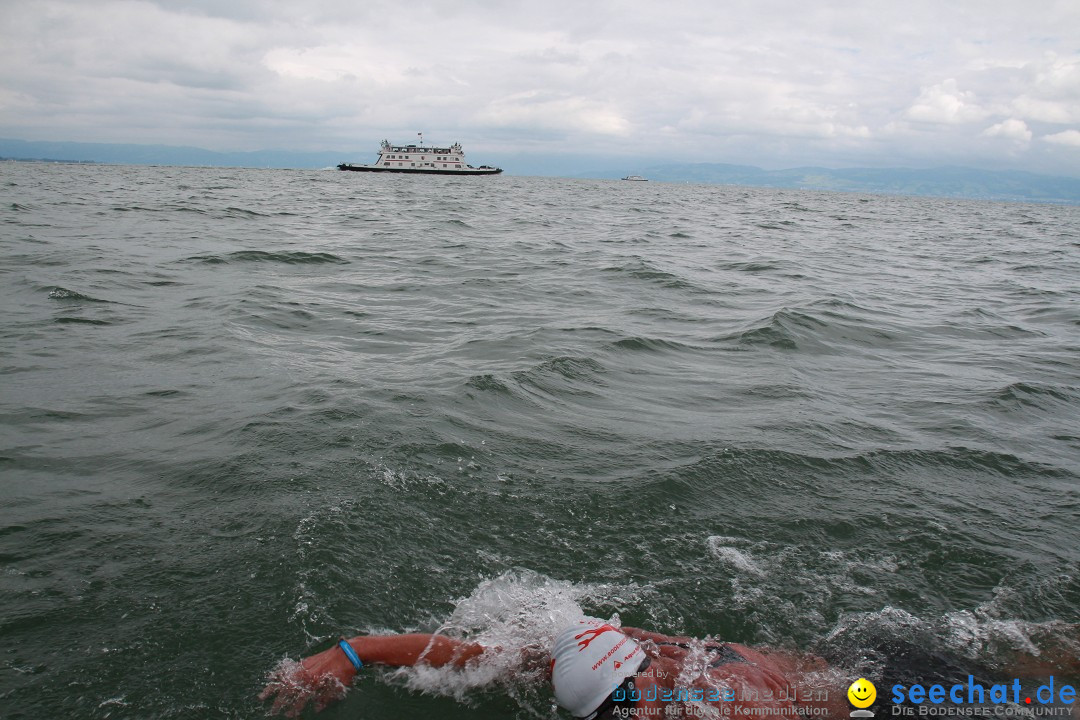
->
[820,605,1080,684]
[706,536,766,578]
[387,569,645,712]
[261,657,348,718]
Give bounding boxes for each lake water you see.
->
[2,163,1078,718]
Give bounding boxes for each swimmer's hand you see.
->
[259,645,356,717]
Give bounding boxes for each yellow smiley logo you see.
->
[848,678,877,708]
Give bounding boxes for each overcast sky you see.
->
[2,0,1079,174]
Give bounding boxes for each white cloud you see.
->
[1031,55,1080,96]
[904,80,987,125]
[1011,96,1076,124]
[982,119,1032,143]
[475,92,630,137]
[1043,129,1080,147]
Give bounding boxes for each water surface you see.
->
[1,164,1078,718]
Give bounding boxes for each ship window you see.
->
[384,163,390,166]
[455,164,461,168]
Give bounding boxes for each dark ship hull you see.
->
[337,163,502,175]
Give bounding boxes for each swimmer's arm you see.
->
[620,627,696,645]
[261,634,488,716]
[344,633,487,668]
[619,627,702,661]
[621,627,754,662]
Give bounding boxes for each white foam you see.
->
[262,657,349,715]
[706,537,766,578]
[822,602,1079,680]
[375,464,447,492]
[385,569,646,711]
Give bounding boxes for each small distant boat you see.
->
[338,135,502,175]
[622,175,647,181]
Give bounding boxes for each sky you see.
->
[2,0,1079,175]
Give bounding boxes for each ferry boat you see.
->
[338,136,502,175]
[622,175,648,181]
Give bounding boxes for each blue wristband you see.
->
[338,639,364,671]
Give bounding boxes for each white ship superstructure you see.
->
[338,136,502,175]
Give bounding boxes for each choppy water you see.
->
[2,163,1079,719]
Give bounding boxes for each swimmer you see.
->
[260,618,1080,718]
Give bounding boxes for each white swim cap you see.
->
[550,618,644,719]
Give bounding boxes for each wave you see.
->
[127,204,272,218]
[52,316,112,325]
[465,373,515,395]
[110,205,163,213]
[675,446,1069,488]
[987,381,1077,410]
[727,308,828,351]
[223,206,267,217]
[608,335,695,353]
[463,356,612,405]
[181,250,349,265]
[512,356,607,394]
[718,300,905,353]
[602,259,702,291]
[718,260,786,273]
[755,220,798,230]
[47,287,108,302]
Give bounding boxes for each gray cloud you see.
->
[2,0,1078,174]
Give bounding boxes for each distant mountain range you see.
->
[0,138,348,170]
[3,137,1079,204]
